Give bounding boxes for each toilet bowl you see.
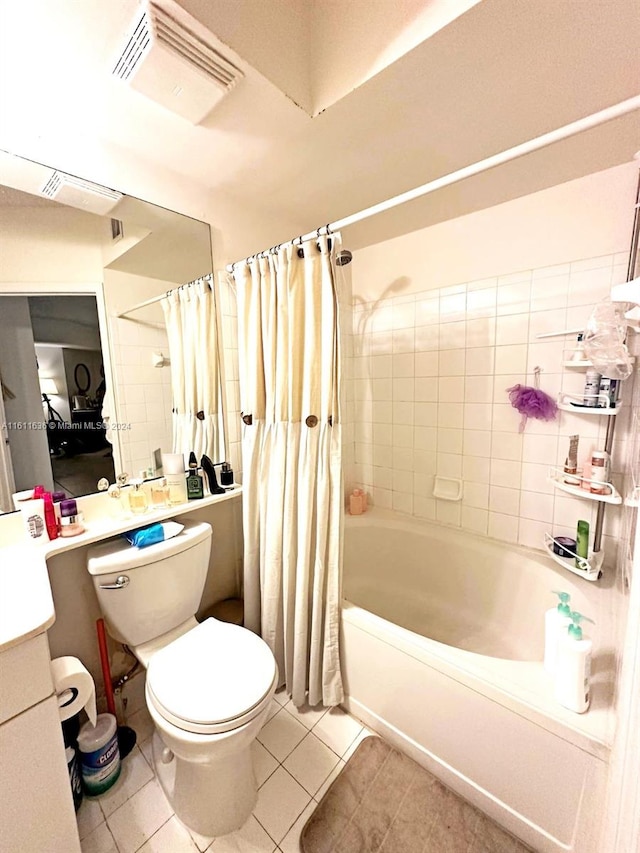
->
[86,522,278,837]
[143,617,277,836]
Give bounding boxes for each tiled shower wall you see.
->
[347,251,633,569]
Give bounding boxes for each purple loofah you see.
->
[506,368,557,432]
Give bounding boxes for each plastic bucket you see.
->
[77,713,121,795]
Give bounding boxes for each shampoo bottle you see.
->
[544,591,572,673]
[554,611,594,713]
[575,520,589,569]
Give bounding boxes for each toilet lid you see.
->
[146,618,277,730]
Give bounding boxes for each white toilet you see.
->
[86,521,278,837]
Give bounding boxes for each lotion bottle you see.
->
[554,611,594,714]
[544,591,572,673]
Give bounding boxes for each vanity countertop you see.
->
[0,488,242,653]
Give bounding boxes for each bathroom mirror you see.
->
[0,151,226,511]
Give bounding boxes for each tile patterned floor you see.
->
[77,691,371,853]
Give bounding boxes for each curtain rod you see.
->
[226,94,640,272]
[116,274,212,319]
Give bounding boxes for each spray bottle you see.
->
[544,591,572,673]
[555,611,594,714]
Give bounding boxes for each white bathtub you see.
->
[340,509,615,853]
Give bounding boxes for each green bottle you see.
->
[186,452,204,500]
[575,520,589,569]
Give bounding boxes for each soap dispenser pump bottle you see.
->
[555,611,594,714]
[544,591,572,673]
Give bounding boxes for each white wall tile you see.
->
[462,482,489,509]
[466,317,496,347]
[462,506,489,535]
[438,428,463,454]
[415,351,439,376]
[465,346,495,375]
[519,490,554,523]
[436,452,462,478]
[463,430,492,457]
[463,456,491,483]
[414,324,439,351]
[488,512,519,542]
[414,377,438,401]
[414,496,436,519]
[495,344,527,375]
[489,485,521,515]
[439,349,465,376]
[438,377,464,403]
[490,458,522,489]
[496,314,529,346]
[464,376,493,403]
[437,402,464,428]
[436,500,461,526]
[415,402,439,426]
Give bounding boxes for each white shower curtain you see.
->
[161,276,224,462]
[235,236,344,708]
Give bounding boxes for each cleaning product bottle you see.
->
[554,611,594,713]
[544,591,572,673]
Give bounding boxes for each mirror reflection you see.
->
[0,153,225,511]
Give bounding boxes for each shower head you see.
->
[336,249,352,266]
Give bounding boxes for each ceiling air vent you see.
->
[41,172,123,215]
[112,2,243,124]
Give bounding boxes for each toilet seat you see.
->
[146,618,277,735]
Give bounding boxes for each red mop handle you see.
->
[96,618,116,717]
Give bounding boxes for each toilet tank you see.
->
[87,521,212,646]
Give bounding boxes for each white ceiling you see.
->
[0,0,638,261]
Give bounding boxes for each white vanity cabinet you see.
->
[0,632,81,853]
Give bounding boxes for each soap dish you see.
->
[432,476,463,502]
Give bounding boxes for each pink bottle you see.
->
[349,489,364,515]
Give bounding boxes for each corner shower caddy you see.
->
[543,390,622,582]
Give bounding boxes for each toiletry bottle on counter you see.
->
[583,368,602,407]
[563,435,580,486]
[186,452,204,500]
[20,495,47,542]
[151,477,170,507]
[162,453,187,505]
[590,451,610,496]
[575,520,589,569]
[555,611,594,714]
[349,489,364,515]
[128,479,149,514]
[59,499,85,537]
[570,333,585,362]
[43,492,58,540]
[598,376,618,409]
[220,461,234,489]
[544,591,571,673]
